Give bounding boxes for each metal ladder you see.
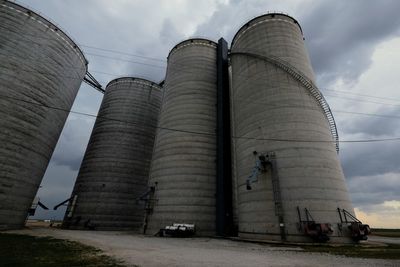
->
[268,153,286,240]
[269,154,283,218]
[230,50,339,153]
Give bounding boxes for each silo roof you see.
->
[106,77,161,89]
[231,13,304,47]
[167,38,217,59]
[2,1,88,70]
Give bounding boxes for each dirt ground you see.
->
[369,235,400,245]
[6,228,400,267]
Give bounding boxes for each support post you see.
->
[216,38,233,236]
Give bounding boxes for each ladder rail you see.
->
[230,50,339,153]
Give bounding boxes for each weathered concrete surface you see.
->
[230,14,354,242]
[65,78,162,230]
[0,1,87,230]
[146,39,217,236]
[6,228,399,267]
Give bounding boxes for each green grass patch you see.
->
[0,233,127,267]
[301,244,400,260]
[371,228,400,238]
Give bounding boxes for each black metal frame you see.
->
[83,71,105,93]
[53,197,73,210]
[216,38,234,237]
[337,208,362,223]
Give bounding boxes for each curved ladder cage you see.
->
[230,50,339,153]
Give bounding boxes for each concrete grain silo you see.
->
[0,1,87,230]
[64,77,162,230]
[144,39,217,236]
[230,14,355,242]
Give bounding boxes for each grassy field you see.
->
[301,228,400,259]
[302,244,400,260]
[371,228,400,238]
[0,233,128,267]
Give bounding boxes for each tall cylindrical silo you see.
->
[230,14,355,242]
[145,39,217,236]
[64,77,162,230]
[0,1,87,230]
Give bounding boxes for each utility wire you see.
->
[1,27,399,105]
[2,25,399,104]
[234,95,400,115]
[2,62,400,122]
[1,93,400,144]
[2,53,400,110]
[2,28,400,107]
[323,94,400,107]
[1,65,394,120]
[0,49,210,83]
[2,57,400,124]
[321,88,400,102]
[2,60,399,118]
[79,44,168,63]
[0,25,167,64]
[333,110,400,119]
[84,52,166,69]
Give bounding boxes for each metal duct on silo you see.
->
[63,77,162,230]
[0,1,87,230]
[145,39,217,236]
[230,14,355,243]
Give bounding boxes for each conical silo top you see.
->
[3,0,88,69]
[168,38,217,59]
[106,77,162,89]
[231,13,304,47]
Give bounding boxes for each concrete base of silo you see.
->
[238,220,360,243]
[238,232,356,244]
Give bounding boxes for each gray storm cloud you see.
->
[303,0,400,85]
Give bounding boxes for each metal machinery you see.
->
[297,207,334,242]
[144,39,218,236]
[337,208,371,241]
[28,197,49,217]
[230,13,360,242]
[0,1,87,230]
[63,77,162,230]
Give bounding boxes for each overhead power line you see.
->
[1,26,399,103]
[2,27,400,107]
[79,44,168,63]
[2,50,400,110]
[0,25,168,64]
[1,93,400,144]
[1,52,400,120]
[323,94,400,107]
[2,59,400,123]
[84,52,166,69]
[321,88,400,102]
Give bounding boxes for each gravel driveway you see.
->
[7,228,400,267]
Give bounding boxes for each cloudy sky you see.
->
[18,0,400,228]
